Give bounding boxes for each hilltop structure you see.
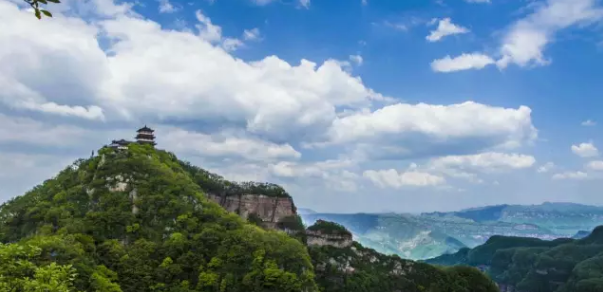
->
[136,125,156,146]
[108,126,156,150]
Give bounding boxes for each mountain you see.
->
[300,203,603,261]
[0,143,494,292]
[305,220,498,292]
[573,230,592,239]
[449,202,603,236]
[425,226,603,292]
[0,144,316,291]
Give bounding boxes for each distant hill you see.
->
[425,226,603,292]
[573,230,592,239]
[301,202,603,261]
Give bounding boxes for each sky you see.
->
[1,0,603,213]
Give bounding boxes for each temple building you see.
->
[136,125,156,146]
[108,126,156,150]
[109,139,131,150]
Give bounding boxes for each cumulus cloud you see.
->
[158,128,302,162]
[0,114,89,147]
[582,120,596,126]
[537,162,555,173]
[431,152,536,170]
[552,171,589,180]
[431,53,495,73]
[0,0,547,207]
[363,169,446,188]
[572,142,599,158]
[423,152,534,183]
[269,160,359,191]
[158,0,178,13]
[434,0,603,72]
[497,0,603,69]
[349,54,363,66]
[586,160,603,170]
[320,102,536,159]
[426,18,469,42]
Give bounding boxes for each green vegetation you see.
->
[0,145,498,292]
[426,226,603,292]
[307,220,352,237]
[179,161,291,199]
[23,0,60,19]
[0,144,316,292]
[309,241,498,292]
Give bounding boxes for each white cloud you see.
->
[537,162,555,173]
[363,169,446,188]
[586,160,603,170]
[349,54,363,65]
[243,28,261,41]
[572,142,599,158]
[424,152,534,183]
[435,0,603,73]
[496,0,603,69]
[269,159,359,191]
[582,120,596,126]
[0,0,548,204]
[431,152,536,170]
[322,102,536,155]
[552,171,589,180]
[431,53,495,73]
[426,18,469,42]
[465,0,490,3]
[0,114,90,146]
[159,128,302,162]
[158,0,178,13]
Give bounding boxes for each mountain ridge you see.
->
[0,143,495,292]
[300,202,603,260]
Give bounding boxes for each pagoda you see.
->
[135,125,156,147]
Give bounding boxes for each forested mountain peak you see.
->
[0,143,497,292]
[0,144,317,291]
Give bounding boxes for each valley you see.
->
[300,203,603,261]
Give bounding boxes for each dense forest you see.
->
[426,227,603,292]
[307,222,498,292]
[0,144,495,291]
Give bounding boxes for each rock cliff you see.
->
[306,220,354,248]
[206,193,297,229]
[306,230,353,248]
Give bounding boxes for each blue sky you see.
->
[1,0,603,213]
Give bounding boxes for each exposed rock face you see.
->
[306,230,353,248]
[206,193,296,228]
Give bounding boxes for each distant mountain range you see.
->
[299,202,603,260]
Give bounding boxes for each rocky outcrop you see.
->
[206,193,296,228]
[306,230,353,248]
